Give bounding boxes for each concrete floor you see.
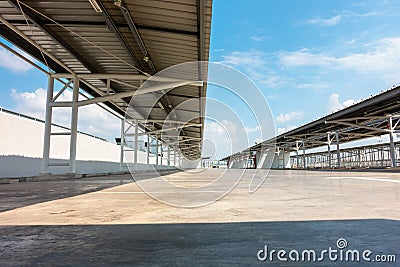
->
[0,169,399,266]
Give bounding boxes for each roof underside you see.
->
[0,0,212,159]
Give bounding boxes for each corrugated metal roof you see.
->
[223,86,400,160]
[0,0,212,159]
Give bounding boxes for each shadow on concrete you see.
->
[0,170,181,213]
[0,175,133,212]
[0,219,398,266]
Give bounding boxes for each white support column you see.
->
[146,134,150,165]
[134,119,138,168]
[295,141,300,169]
[69,76,79,173]
[335,132,341,168]
[160,142,163,166]
[173,149,176,167]
[167,144,170,167]
[302,141,306,169]
[389,116,396,168]
[155,136,159,166]
[327,133,332,168]
[41,75,54,174]
[120,119,125,171]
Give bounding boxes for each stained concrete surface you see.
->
[0,174,132,212]
[1,219,399,266]
[0,169,399,266]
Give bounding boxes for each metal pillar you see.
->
[335,132,341,168]
[167,144,170,167]
[146,134,150,165]
[41,75,54,173]
[69,76,79,173]
[160,142,163,165]
[134,119,138,166]
[302,141,306,169]
[389,116,396,167]
[155,136,159,166]
[295,141,300,168]
[120,119,125,171]
[327,133,332,168]
[173,149,176,167]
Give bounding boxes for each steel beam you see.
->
[51,73,147,80]
[0,15,73,74]
[326,120,390,133]
[69,76,79,173]
[389,116,396,167]
[7,0,97,73]
[335,132,341,168]
[146,134,150,165]
[117,0,156,73]
[167,145,170,167]
[327,133,332,168]
[155,137,159,166]
[41,75,54,173]
[84,0,145,72]
[134,119,138,168]
[120,119,125,171]
[77,90,137,107]
[302,141,306,169]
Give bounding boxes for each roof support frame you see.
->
[6,0,99,73]
[116,0,156,73]
[93,0,145,72]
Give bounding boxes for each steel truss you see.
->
[41,73,188,173]
[292,142,400,169]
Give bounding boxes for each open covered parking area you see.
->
[0,169,399,265]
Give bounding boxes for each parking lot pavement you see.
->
[0,174,132,212]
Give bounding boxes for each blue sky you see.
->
[2,0,400,158]
[202,0,400,157]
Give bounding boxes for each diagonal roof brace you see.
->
[91,0,147,73]
[114,0,156,74]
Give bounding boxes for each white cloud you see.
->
[245,68,287,88]
[10,88,121,141]
[327,93,342,113]
[220,50,288,88]
[279,37,400,76]
[304,15,342,27]
[327,93,359,113]
[203,119,264,159]
[276,111,304,124]
[297,82,330,89]
[221,50,265,67]
[245,125,261,134]
[277,125,297,135]
[203,120,237,159]
[11,88,47,118]
[251,36,266,42]
[303,11,381,27]
[0,46,35,73]
[280,50,335,67]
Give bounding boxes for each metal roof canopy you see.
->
[224,85,400,165]
[0,0,212,164]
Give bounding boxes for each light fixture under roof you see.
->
[114,0,122,7]
[88,0,102,13]
[158,102,165,110]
